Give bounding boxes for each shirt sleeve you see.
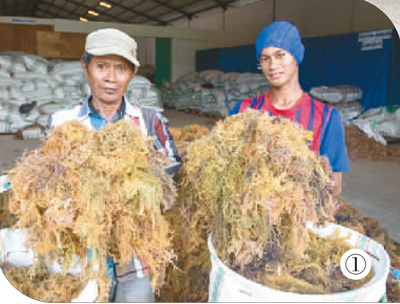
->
[319,108,350,172]
[153,112,181,164]
[228,100,244,116]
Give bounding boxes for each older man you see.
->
[229,21,350,197]
[45,28,180,302]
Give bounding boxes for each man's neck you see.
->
[91,98,123,122]
[269,83,303,110]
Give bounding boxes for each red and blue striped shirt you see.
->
[229,91,350,172]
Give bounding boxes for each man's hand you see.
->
[332,172,343,197]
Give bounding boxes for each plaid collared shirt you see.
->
[45,96,180,281]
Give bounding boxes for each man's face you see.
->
[82,55,136,105]
[259,46,298,88]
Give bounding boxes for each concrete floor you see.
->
[1,107,399,243]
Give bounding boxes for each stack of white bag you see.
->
[127,75,162,110]
[309,85,364,123]
[0,52,75,134]
[0,54,37,132]
[351,106,400,145]
[161,70,270,116]
[49,60,85,103]
[0,52,162,135]
[34,60,86,127]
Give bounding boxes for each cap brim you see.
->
[86,46,140,67]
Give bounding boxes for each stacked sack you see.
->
[161,70,270,116]
[309,85,364,123]
[126,75,162,111]
[0,53,40,133]
[0,51,162,136]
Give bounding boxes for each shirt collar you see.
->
[79,95,128,122]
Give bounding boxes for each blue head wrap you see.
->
[255,21,305,66]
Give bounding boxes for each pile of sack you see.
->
[0,51,161,137]
[309,85,364,123]
[161,70,270,116]
[350,106,400,145]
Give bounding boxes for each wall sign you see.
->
[358,29,392,51]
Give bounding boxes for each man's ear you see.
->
[80,58,88,79]
[130,65,138,81]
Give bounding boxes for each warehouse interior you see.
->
[1,0,400,302]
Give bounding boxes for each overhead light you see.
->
[88,10,99,16]
[80,17,89,22]
[99,1,112,9]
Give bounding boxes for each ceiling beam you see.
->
[150,0,194,20]
[214,0,229,10]
[35,7,57,18]
[165,0,237,24]
[155,0,201,21]
[100,0,168,25]
[42,0,57,17]
[32,0,42,17]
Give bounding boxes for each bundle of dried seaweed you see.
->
[169,124,210,142]
[238,229,372,294]
[1,261,88,302]
[6,119,177,301]
[0,191,16,229]
[169,124,210,159]
[181,109,335,262]
[175,109,347,295]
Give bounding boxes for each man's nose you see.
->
[269,57,279,69]
[105,67,117,81]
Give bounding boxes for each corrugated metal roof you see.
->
[0,0,256,26]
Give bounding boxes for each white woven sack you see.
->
[1,99,29,107]
[223,72,241,83]
[0,77,23,88]
[52,73,85,87]
[0,105,25,124]
[21,79,51,92]
[51,61,82,75]
[22,107,40,122]
[20,55,48,74]
[0,228,34,267]
[39,102,68,115]
[0,86,26,101]
[199,70,224,84]
[0,121,30,133]
[177,71,200,83]
[130,75,152,86]
[37,114,49,126]
[12,71,50,81]
[0,56,26,75]
[24,87,54,102]
[236,73,265,83]
[0,65,10,78]
[208,222,390,302]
